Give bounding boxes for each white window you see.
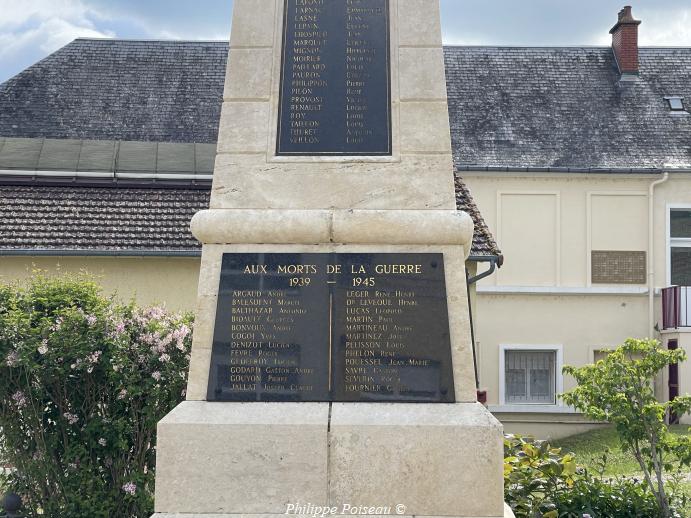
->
[500,345,563,405]
[669,208,691,286]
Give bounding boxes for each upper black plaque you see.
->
[276,0,392,156]
[207,253,455,403]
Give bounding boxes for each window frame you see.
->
[666,205,691,287]
[499,344,564,406]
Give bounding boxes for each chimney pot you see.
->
[610,5,641,76]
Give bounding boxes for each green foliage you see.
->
[503,435,578,518]
[0,275,193,518]
[504,435,682,518]
[561,338,691,518]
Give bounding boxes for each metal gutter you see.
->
[466,255,503,285]
[0,169,214,182]
[457,165,681,175]
[465,269,480,390]
[649,172,670,338]
[0,249,202,257]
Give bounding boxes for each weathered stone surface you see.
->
[328,403,505,518]
[190,209,472,247]
[210,153,457,211]
[217,102,270,153]
[154,402,329,514]
[400,102,453,153]
[399,48,448,100]
[229,0,277,48]
[397,0,443,47]
[224,49,273,100]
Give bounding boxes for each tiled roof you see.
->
[0,39,508,257]
[0,39,227,144]
[454,177,500,258]
[0,182,501,257]
[445,46,691,171]
[3,40,691,171]
[0,185,208,252]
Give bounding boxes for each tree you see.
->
[561,338,691,518]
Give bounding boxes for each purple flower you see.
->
[122,482,137,495]
[63,412,79,425]
[151,371,162,382]
[51,317,63,332]
[115,322,126,334]
[12,391,27,409]
[87,351,102,364]
[146,306,165,320]
[86,314,98,327]
[159,353,171,363]
[5,350,19,367]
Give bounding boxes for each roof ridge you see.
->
[74,37,229,44]
[445,44,610,49]
[444,44,691,50]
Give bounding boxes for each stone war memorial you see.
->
[152,1,510,517]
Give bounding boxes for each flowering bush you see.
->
[0,275,192,517]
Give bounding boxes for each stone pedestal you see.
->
[154,402,509,518]
[152,1,512,516]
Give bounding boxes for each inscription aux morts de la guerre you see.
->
[207,253,455,403]
[277,0,392,156]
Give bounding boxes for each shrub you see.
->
[0,275,192,517]
[562,338,691,518]
[504,435,578,518]
[504,435,679,518]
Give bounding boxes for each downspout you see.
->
[465,269,480,390]
[649,172,669,338]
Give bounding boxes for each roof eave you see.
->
[0,249,202,257]
[456,165,684,175]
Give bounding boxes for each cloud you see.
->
[0,0,113,81]
[0,18,112,60]
[638,9,691,46]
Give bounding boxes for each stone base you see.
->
[154,402,506,517]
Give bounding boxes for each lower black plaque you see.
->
[207,253,455,402]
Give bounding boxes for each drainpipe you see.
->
[649,172,670,338]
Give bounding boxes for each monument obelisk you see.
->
[152,1,511,516]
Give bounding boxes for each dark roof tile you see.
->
[445,46,691,170]
[0,185,208,252]
[0,39,227,144]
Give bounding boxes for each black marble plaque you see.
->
[331,254,455,402]
[276,0,392,156]
[207,253,455,403]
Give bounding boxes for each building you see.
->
[1,7,689,436]
[453,7,691,434]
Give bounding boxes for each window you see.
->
[669,209,691,286]
[593,349,612,363]
[665,96,685,112]
[501,347,562,405]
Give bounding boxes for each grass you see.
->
[553,426,690,476]
[553,426,691,514]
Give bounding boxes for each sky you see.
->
[1,0,691,84]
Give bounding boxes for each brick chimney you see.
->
[610,6,642,76]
